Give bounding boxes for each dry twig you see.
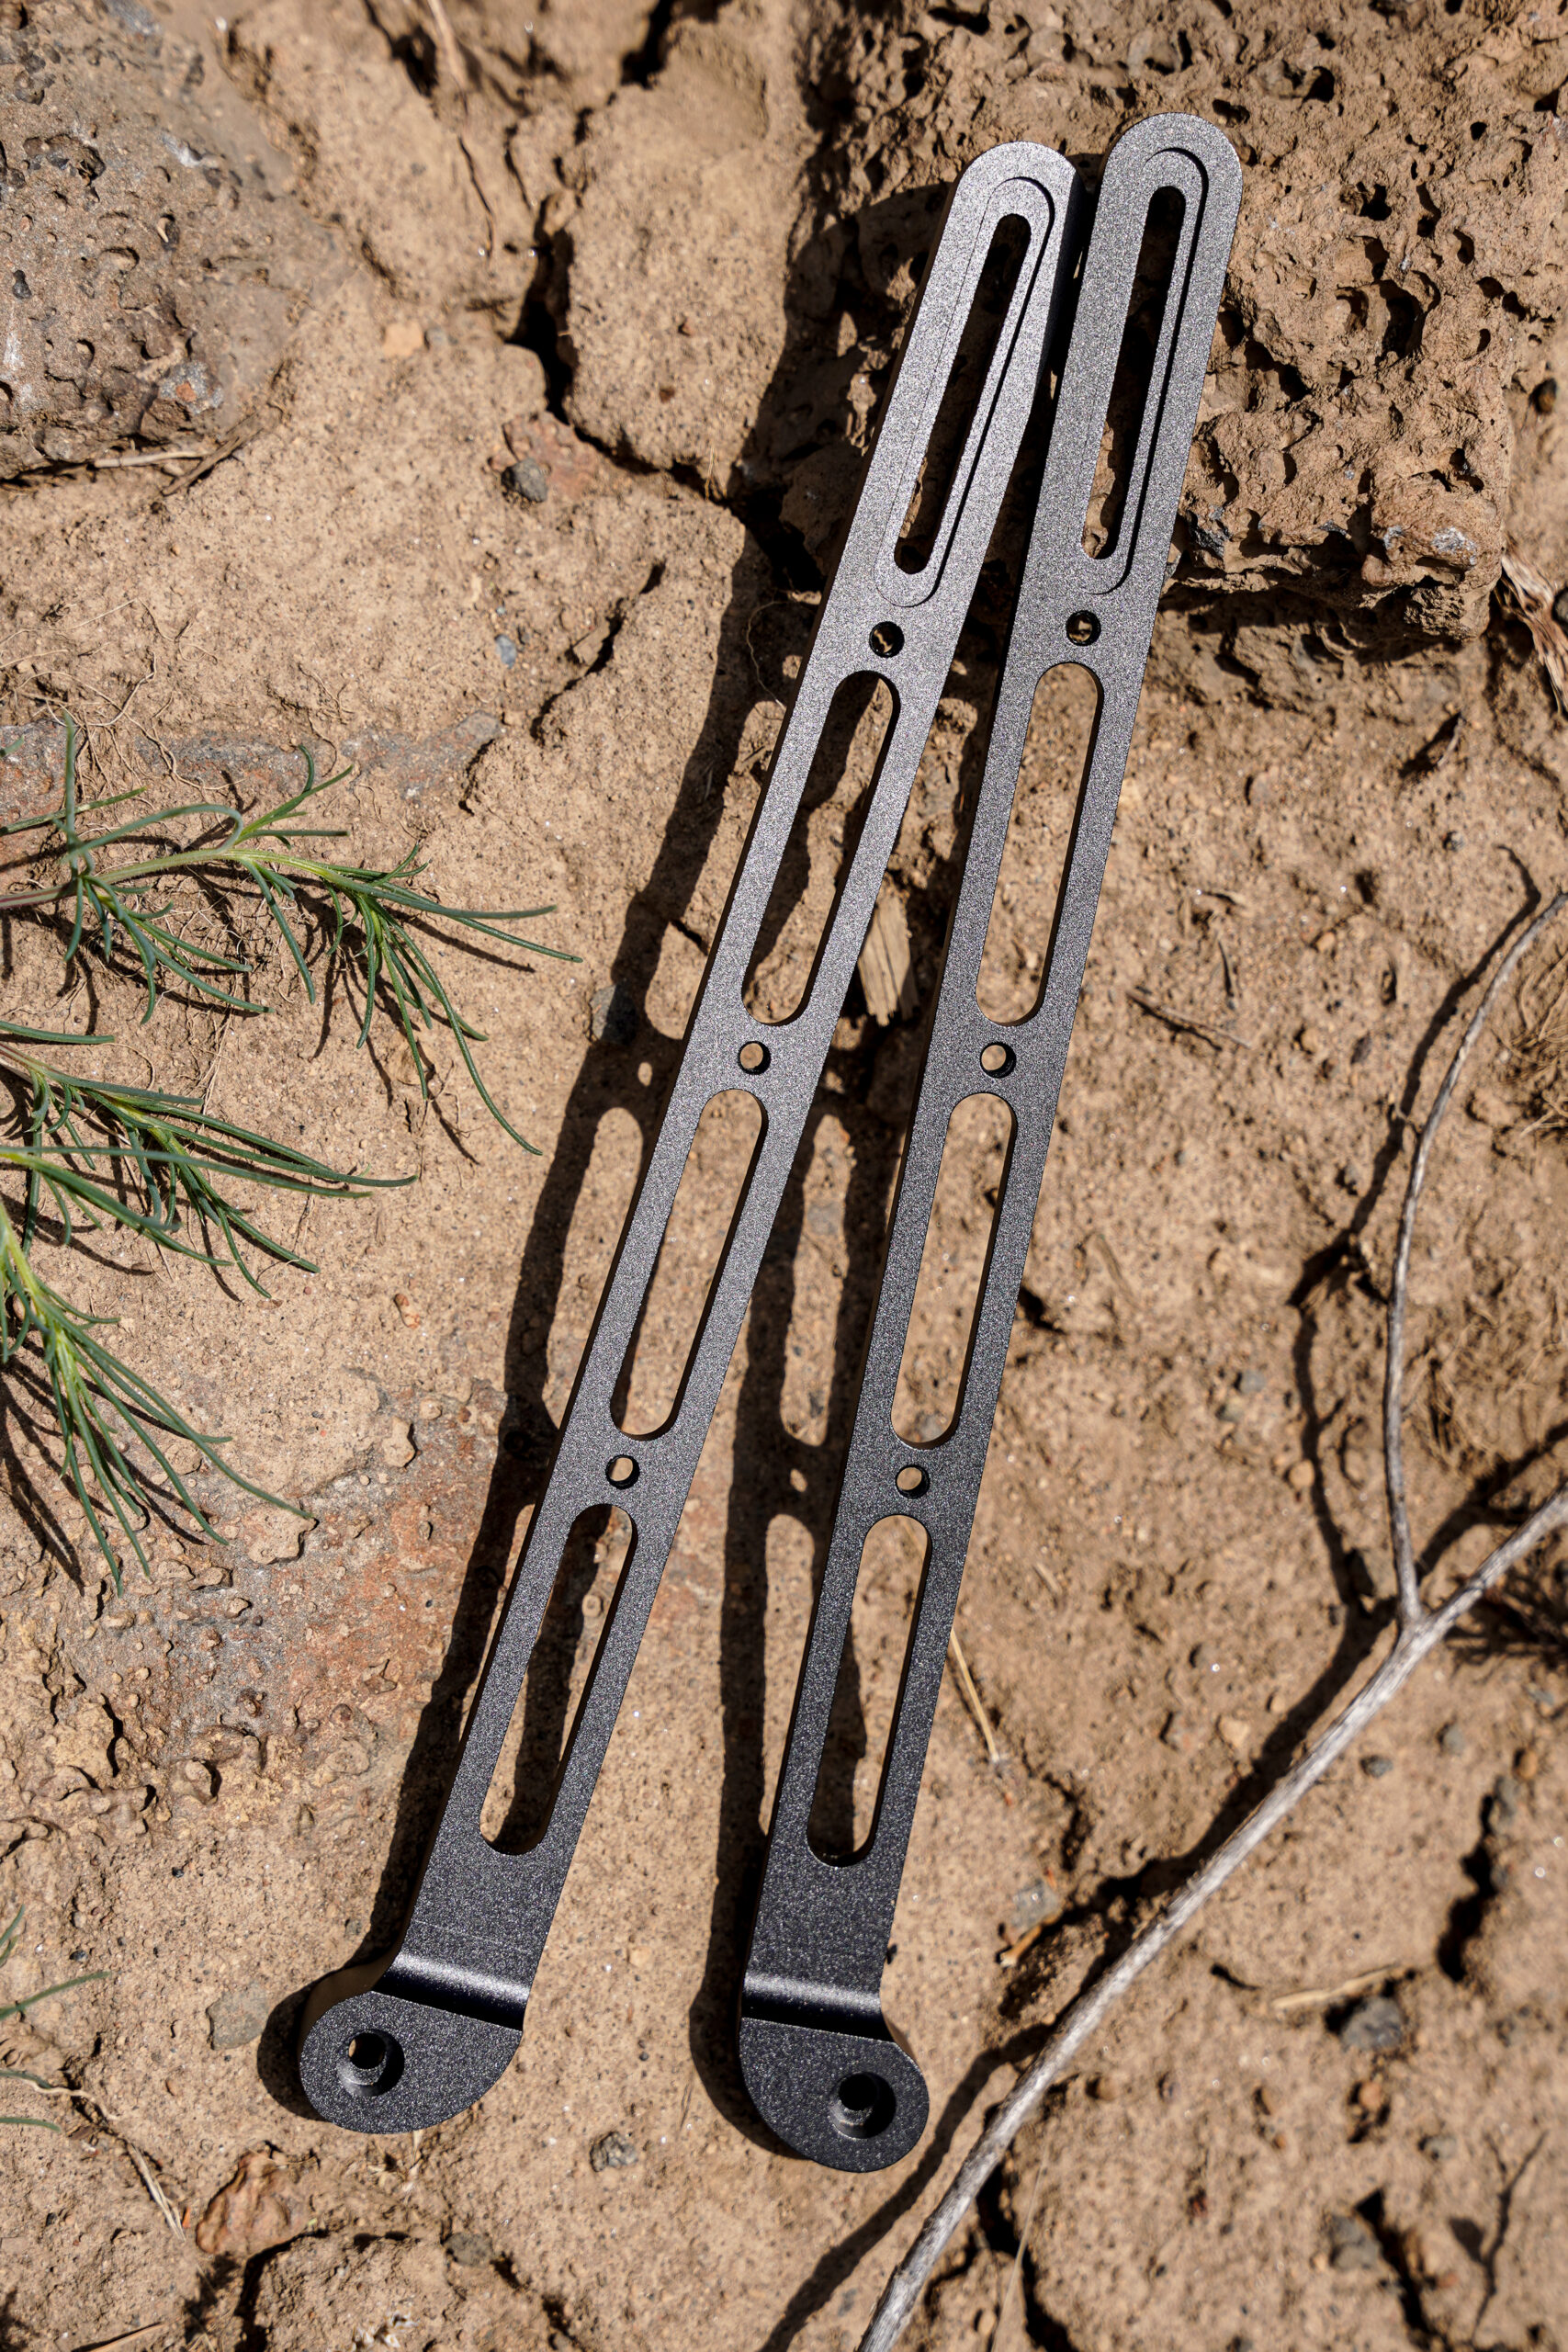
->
[858,890,1568,2352]
[1126,987,1251,1051]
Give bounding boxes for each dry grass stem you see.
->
[947,1628,1003,1767]
[858,890,1568,2352]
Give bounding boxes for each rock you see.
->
[1337,1995,1405,2054]
[381,319,425,358]
[589,2129,638,2173]
[1361,1755,1394,1779]
[1421,2132,1458,2162]
[445,2231,495,2267]
[240,1507,310,1566]
[380,1426,416,1470]
[503,458,549,503]
[1216,1715,1251,1756]
[0,3,341,481]
[1439,1723,1467,1756]
[207,1978,272,2051]
[588,982,637,1047]
[1489,1774,1522,1832]
[1010,1879,1064,1933]
[1162,1712,1201,1756]
[1327,2212,1384,2274]
[494,633,520,669]
[195,2149,306,2258]
[1237,1369,1265,1396]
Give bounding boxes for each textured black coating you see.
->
[298,117,1238,2155]
[738,113,1240,2172]
[299,135,1081,2134]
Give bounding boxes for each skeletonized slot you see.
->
[976,662,1100,1023]
[1081,187,1187,560]
[614,1088,763,1436]
[807,1516,930,1862]
[744,676,897,1024]
[892,1093,1014,1443]
[480,1506,634,1852]
[896,214,1032,576]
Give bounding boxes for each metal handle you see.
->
[737,114,1242,2173]
[299,137,1085,2136]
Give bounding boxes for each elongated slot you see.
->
[544,1105,642,1421]
[976,663,1099,1023]
[896,214,1031,576]
[615,1089,763,1435]
[744,676,896,1024]
[807,1516,929,1862]
[892,1094,1014,1443]
[1081,187,1186,560]
[480,1507,634,1852]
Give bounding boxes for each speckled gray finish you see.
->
[299,117,1239,2155]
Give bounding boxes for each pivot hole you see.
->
[829,2070,897,2141]
[337,2030,404,2098]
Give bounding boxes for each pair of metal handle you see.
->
[299,113,1240,2172]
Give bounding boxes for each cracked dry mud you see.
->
[2,3,1567,2348]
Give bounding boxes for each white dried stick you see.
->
[858,890,1568,2352]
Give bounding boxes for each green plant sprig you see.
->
[0,1025,410,1583]
[0,1909,107,2132]
[0,1023,409,1293]
[0,1190,299,1585]
[1,720,576,1151]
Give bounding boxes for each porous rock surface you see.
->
[0,0,340,478]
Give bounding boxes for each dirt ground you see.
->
[3,2,1568,2347]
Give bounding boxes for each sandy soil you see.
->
[2,4,1567,2349]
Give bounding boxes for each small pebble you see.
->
[1286,1458,1315,1492]
[446,2232,494,2267]
[494,633,519,669]
[1327,2212,1383,2273]
[1217,1714,1251,1755]
[589,2129,638,2173]
[1237,1369,1265,1396]
[1515,1746,1540,1782]
[627,1943,651,1970]
[504,457,549,503]
[1489,1773,1521,1830]
[1337,1994,1404,2053]
[1011,1878,1064,1931]
[1353,2077,1387,2115]
[1421,2132,1458,2162]
[1089,2074,1121,2102]
[1362,1754,1394,1779]
[1439,1723,1466,1756]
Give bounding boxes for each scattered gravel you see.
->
[1337,1995,1404,2054]
[590,2130,638,2173]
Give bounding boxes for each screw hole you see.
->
[869,620,904,659]
[338,2028,404,2098]
[738,1040,770,1075]
[1065,610,1100,647]
[829,2070,897,2140]
[606,1455,638,1488]
[979,1040,1014,1077]
[895,1464,928,1496]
